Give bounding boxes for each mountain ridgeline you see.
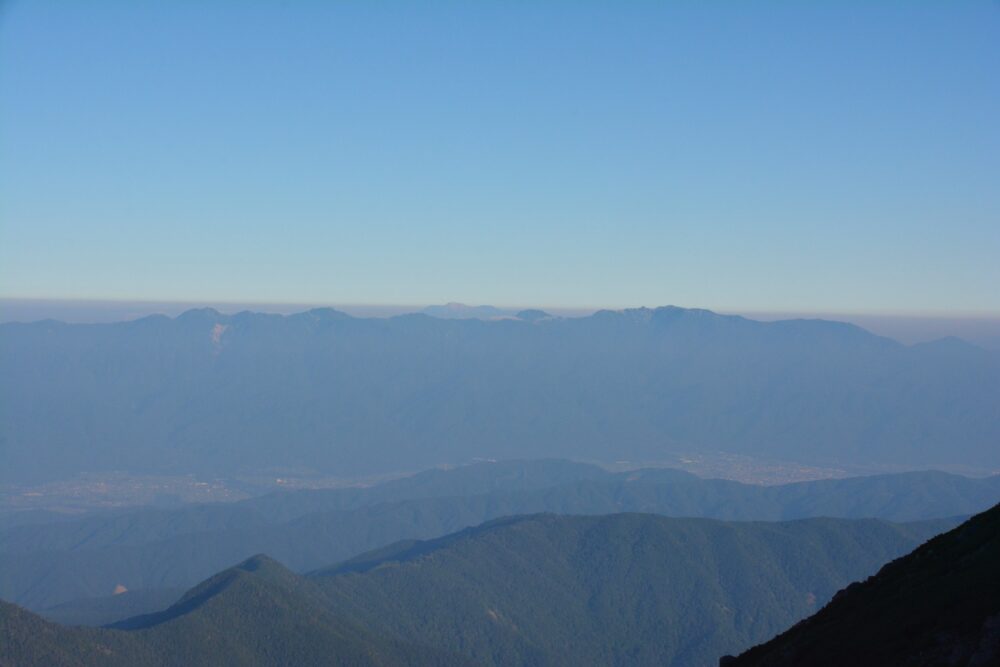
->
[0,512,954,667]
[724,502,1000,666]
[3,460,996,613]
[2,306,999,483]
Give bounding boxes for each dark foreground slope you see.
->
[4,461,994,613]
[724,503,1000,667]
[4,306,999,484]
[0,513,948,667]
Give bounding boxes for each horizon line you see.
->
[1,296,999,321]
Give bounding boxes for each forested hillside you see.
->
[1,512,952,667]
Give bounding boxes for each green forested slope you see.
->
[0,599,151,666]
[0,512,949,667]
[723,503,1000,667]
[1,556,466,667]
[116,555,467,667]
[312,513,946,667]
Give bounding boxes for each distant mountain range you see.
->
[724,501,1000,666]
[2,306,998,484]
[3,459,996,615]
[0,511,952,667]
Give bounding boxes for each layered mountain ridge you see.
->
[3,459,996,613]
[0,511,953,667]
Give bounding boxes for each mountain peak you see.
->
[111,554,298,630]
[590,305,740,327]
[176,307,223,319]
[516,308,552,322]
[295,307,351,322]
[422,303,510,319]
[911,335,985,355]
[235,553,284,573]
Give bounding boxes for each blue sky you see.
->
[1,1,998,313]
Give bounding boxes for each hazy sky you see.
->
[1,1,998,313]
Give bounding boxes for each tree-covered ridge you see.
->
[311,513,950,667]
[116,555,469,666]
[723,502,1000,666]
[0,556,468,667]
[0,512,949,667]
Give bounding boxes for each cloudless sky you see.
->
[1,1,998,313]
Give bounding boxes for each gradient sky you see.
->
[1,1,998,313]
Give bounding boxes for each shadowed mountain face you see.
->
[0,513,952,667]
[722,502,1000,667]
[2,306,999,484]
[2,460,995,613]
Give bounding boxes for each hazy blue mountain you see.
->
[724,502,1000,666]
[515,309,552,321]
[2,459,994,612]
[1,460,608,555]
[2,307,999,484]
[0,513,951,667]
[421,302,512,318]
